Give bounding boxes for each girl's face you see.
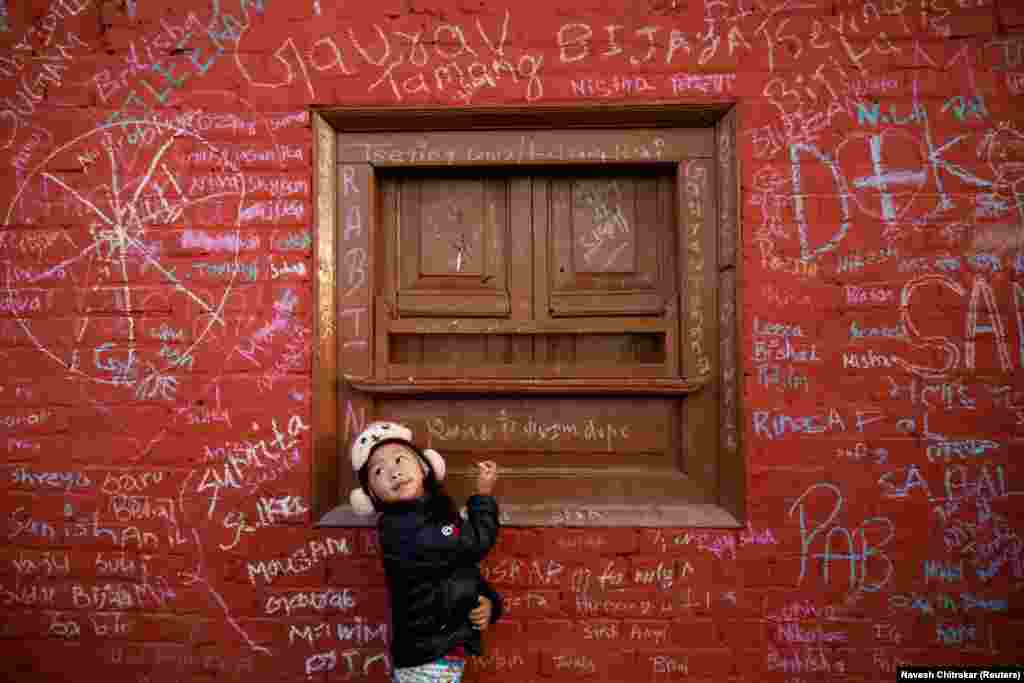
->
[367,442,426,504]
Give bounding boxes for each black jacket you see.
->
[376,493,503,668]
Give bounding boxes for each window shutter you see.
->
[546,173,674,317]
[386,174,512,318]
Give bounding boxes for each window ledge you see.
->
[344,375,710,396]
[317,501,742,528]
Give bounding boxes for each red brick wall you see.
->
[2,0,1023,680]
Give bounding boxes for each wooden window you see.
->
[377,166,679,381]
[313,106,741,527]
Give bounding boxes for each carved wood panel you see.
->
[376,396,704,505]
[546,173,675,317]
[383,174,512,317]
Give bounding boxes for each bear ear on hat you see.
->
[349,488,377,516]
[421,448,446,481]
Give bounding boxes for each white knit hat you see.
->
[349,421,446,515]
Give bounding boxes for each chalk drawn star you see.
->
[3,120,248,395]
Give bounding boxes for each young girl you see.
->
[348,421,503,683]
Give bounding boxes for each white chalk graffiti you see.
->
[574,179,632,270]
[234,9,543,104]
[0,1,1020,678]
[3,120,247,398]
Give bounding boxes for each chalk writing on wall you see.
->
[235,9,544,103]
[0,0,1021,680]
[5,120,249,400]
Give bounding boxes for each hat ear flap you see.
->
[349,488,377,516]
[422,448,446,481]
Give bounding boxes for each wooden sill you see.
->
[344,375,709,395]
[317,500,742,528]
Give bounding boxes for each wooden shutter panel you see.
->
[545,172,674,317]
[386,174,511,317]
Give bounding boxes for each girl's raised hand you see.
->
[475,460,498,495]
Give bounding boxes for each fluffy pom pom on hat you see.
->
[349,421,445,515]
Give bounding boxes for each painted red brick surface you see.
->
[1,0,1023,680]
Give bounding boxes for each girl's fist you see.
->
[475,460,498,495]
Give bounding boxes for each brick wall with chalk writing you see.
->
[1,0,1022,680]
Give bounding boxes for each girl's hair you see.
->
[359,438,458,522]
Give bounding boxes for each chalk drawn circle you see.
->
[983,125,1024,195]
[3,119,246,391]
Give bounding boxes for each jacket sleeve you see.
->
[380,495,501,571]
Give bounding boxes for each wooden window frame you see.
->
[312,105,742,528]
